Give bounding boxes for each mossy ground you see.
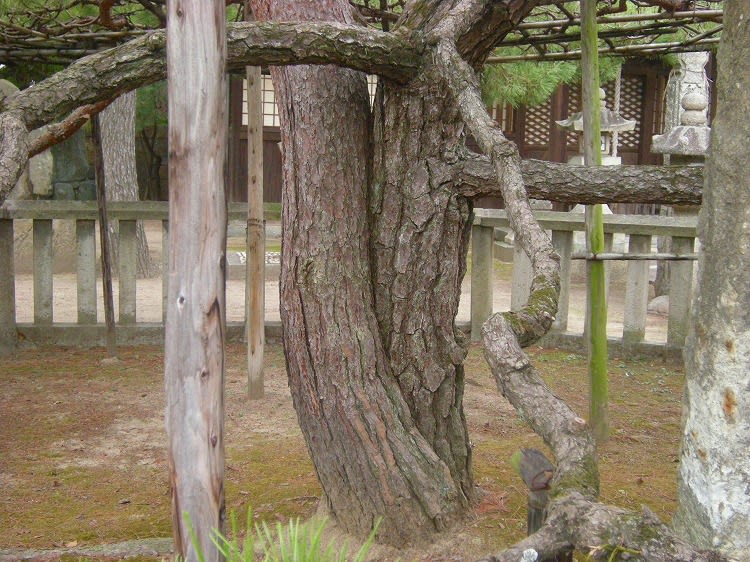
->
[0,344,683,560]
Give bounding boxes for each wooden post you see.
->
[510,237,532,312]
[92,114,117,358]
[0,219,16,354]
[581,0,609,443]
[623,234,651,347]
[668,236,695,349]
[512,448,572,562]
[76,219,97,324]
[118,219,137,324]
[246,64,265,399]
[33,219,53,325]
[165,1,227,559]
[551,229,572,332]
[470,223,493,342]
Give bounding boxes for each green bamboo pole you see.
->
[581,0,608,443]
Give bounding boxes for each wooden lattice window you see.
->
[490,103,516,134]
[524,98,552,146]
[611,75,643,150]
[241,75,281,128]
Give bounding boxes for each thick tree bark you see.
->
[674,1,750,557]
[370,54,476,508]
[251,0,468,546]
[99,92,155,278]
[0,111,28,198]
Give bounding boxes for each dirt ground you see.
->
[0,342,685,561]
[1,222,677,560]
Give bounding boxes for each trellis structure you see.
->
[0,1,724,67]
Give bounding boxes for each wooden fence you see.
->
[471,208,698,358]
[0,201,697,356]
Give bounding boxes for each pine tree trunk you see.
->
[251,0,470,545]
[370,69,475,501]
[100,91,155,278]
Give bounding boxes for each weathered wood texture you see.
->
[164,1,227,560]
[0,111,28,200]
[245,64,264,400]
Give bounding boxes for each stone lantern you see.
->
[652,91,710,166]
[652,91,709,217]
[556,88,636,166]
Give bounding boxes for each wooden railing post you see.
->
[623,234,651,347]
[0,219,16,354]
[118,219,137,324]
[511,237,533,312]
[76,219,97,324]
[162,219,169,324]
[551,229,572,331]
[667,235,695,348]
[471,222,494,342]
[33,219,54,325]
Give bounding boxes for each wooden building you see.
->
[224,60,704,206]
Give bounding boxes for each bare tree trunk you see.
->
[370,65,475,505]
[250,0,475,545]
[675,1,750,557]
[100,90,155,277]
[164,1,227,559]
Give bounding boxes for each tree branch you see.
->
[28,98,116,158]
[455,154,704,205]
[4,21,422,132]
[398,0,544,64]
[434,37,725,562]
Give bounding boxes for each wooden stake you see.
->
[581,0,609,443]
[92,114,117,359]
[246,64,265,400]
[164,1,227,559]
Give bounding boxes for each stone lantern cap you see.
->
[651,91,710,156]
[555,88,636,133]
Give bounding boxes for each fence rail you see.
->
[0,202,698,357]
[471,209,698,357]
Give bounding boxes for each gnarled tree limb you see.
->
[4,20,422,132]
[28,98,116,158]
[456,154,703,205]
[433,31,725,562]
